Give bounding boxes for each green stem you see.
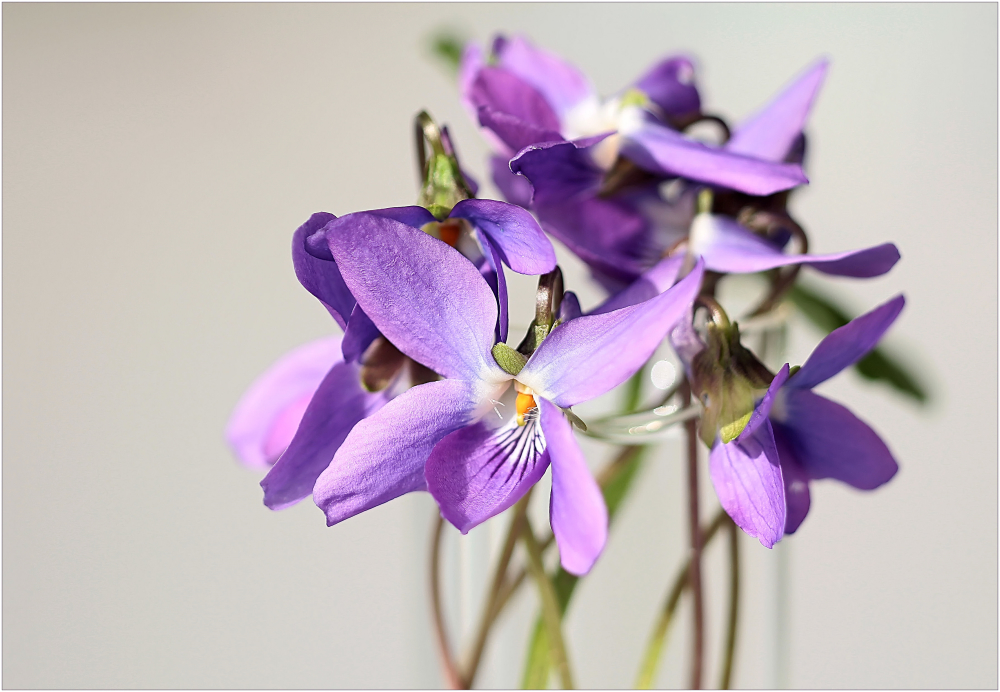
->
[719,517,740,690]
[430,515,463,690]
[635,508,729,689]
[682,380,705,689]
[522,517,575,689]
[461,492,533,687]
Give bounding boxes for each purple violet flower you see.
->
[503,57,831,290]
[228,195,556,511]
[310,211,705,575]
[704,296,904,547]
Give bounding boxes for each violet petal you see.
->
[312,379,480,525]
[540,398,608,576]
[450,198,557,275]
[292,213,355,330]
[632,55,701,118]
[226,336,343,470]
[773,426,812,534]
[709,422,786,548]
[495,35,595,117]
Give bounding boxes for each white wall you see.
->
[3,3,995,688]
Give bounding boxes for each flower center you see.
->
[514,381,538,426]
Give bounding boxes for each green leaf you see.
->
[787,284,928,403]
[427,30,466,76]
[519,447,647,687]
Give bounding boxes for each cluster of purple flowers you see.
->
[228,35,903,574]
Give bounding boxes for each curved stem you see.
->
[719,517,741,690]
[461,492,533,687]
[682,380,705,689]
[635,508,729,689]
[522,517,575,689]
[430,514,463,690]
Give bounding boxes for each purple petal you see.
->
[589,255,684,315]
[773,389,898,490]
[727,59,829,162]
[540,398,607,575]
[736,364,790,443]
[632,55,701,118]
[709,421,786,548]
[495,35,594,117]
[261,359,387,510]
[369,205,437,229]
[226,336,344,470]
[558,291,582,322]
[469,67,562,142]
[477,234,509,344]
[313,379,481,525]
[490,154,534,209]
[341,304,381,364]
[459,41,486,121]
[478,106,564,154]
[620,121,808,196]
[519,260,704,408]
[689,213,900,277]
[789,295,906,390]
[772,426,812,534]
[324,213,502,382]
[426,415,549,533]
[292,213,355,330]
[450,198,556,275]
[510,136,609,206]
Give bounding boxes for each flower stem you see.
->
[719,516,740,690]
[521,517,575,689]
[635,508,728,689]
[461,491,533,687]
[430,514,463,690]
[682,379,705,689]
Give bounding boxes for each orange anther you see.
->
[515,391,536,426]
[438,219,461,247]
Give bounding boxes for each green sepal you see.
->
[561,407,587,432]
[692,321,774,447]
[427,30,466,75]
[492,342,527,376]
[787,284,928,403]
[419,153,467,220]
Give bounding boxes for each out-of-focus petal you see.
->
[313,379,481,525]
[620,121,808,196]
[478,106,564,154]
[459,41,486,121]
[426,414,548,533]
[325,213,503,382]
[727,59,829,162]
[292,213,355,330]
[632,55,701,118]
[450,198,557,275]
[736,364,790,443]
[709,422,786,548]
[341,305,381,364]
[510,136,609,206]
[519,260,704,408]
[789,295,906,390]
[540,398,607,576]
[495,35,595,117]
[490,154,534,209]
[260,359,387,510]
[226,336,344,470]
[689,213,900,277]
[589,255,684,315]
[470,67,562,139]
[773,426,812,534]
[773,389,898,490]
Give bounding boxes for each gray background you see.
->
[3,2,996,689]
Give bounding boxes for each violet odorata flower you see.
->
[310,212,705,575]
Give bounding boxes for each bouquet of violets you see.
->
[227,35,921,689]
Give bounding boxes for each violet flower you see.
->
[228,195,555,511]
[702,296,904,547]
[310,211,705,575]
[505,57,831,289]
